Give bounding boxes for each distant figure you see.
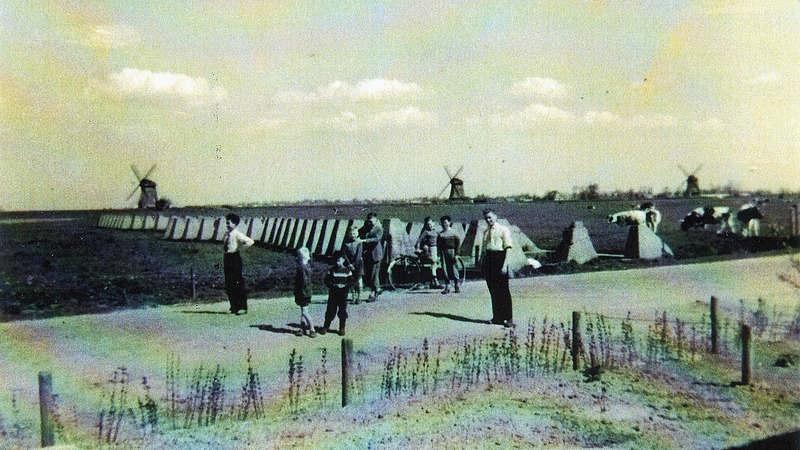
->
[318,252,354,336]
[481,209,514,328]
[293,247,317,338]
[222,213,254,315]
[415,216,440,289]
[437,215,462,294]
[341,226,364,303]
[359,212,384,302]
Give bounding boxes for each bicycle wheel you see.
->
[387,256,422,290]
[455,256,467,284]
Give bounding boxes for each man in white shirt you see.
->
[481,209,514,327]
[223,213,255,315]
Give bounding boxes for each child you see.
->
[318,251,354,336]
[341,226,364,304]
[414,216,440,289]
[293,247,317,338]
[222,213,254,315]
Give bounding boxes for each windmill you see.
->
[677,164,702,197]
[127,164,159,209]
[438,166,466,201]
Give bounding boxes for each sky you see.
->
[2,1,799,211]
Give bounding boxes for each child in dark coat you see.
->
[318,252,354,336]
[293,247,317,337]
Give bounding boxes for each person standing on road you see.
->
[359,212,384,302]
[437,215,462,294]
[318,252,354,336]
[223,213,254,315]
[293,247,317,338]
[341,226,364,304]
[414,216,440,289]
[480,209,514,327]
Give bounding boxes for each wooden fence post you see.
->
[710,296,719,354]
[39,371,55,447]
[342,338,352,407]
[572,312,581,371]
[741,324,752,386]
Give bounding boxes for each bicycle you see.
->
[386,250,466,291]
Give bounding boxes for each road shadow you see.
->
[180,310,230,315]
[410,311,487,324]
[251,323,300,334]
[725,428,800,450]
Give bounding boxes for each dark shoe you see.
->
[317,328,327,335]
[308,331,317,338]
[354,298,361,305]
[454,285,461,293]
[365,296,376,303]
[486,319,502,325]
[441,286,451,294]
[295,330,304,336]
[338,327,346,336]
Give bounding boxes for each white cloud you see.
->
[353,79,422,101]
[490,103,575,127]
[273,89,318,104]
[747,71,784,87]
[584,110,680,129]
[318,106,438,131]
[85,24,139,49]
[691,117,726,131]
[584,110,618,125]
[253,117,288,131]
[481,104,684,130]
[510,77,570,99]
[627,113,677,128]
[274,78,423,104]
[107,68,227,105]
[370,106,438,127]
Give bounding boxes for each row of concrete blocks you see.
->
[96,213,539,268]
[97,213,172,231]
[553,221,674,264]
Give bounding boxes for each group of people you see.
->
[220,208,517,338]
[413,215,463,294]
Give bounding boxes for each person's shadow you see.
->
[180,310,230,315]
[251,323,301,334]
[409,311,487,324]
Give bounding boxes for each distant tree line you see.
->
[209,185,799,209]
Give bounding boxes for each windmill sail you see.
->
[129,164,159,209]
[439,165,465,200]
